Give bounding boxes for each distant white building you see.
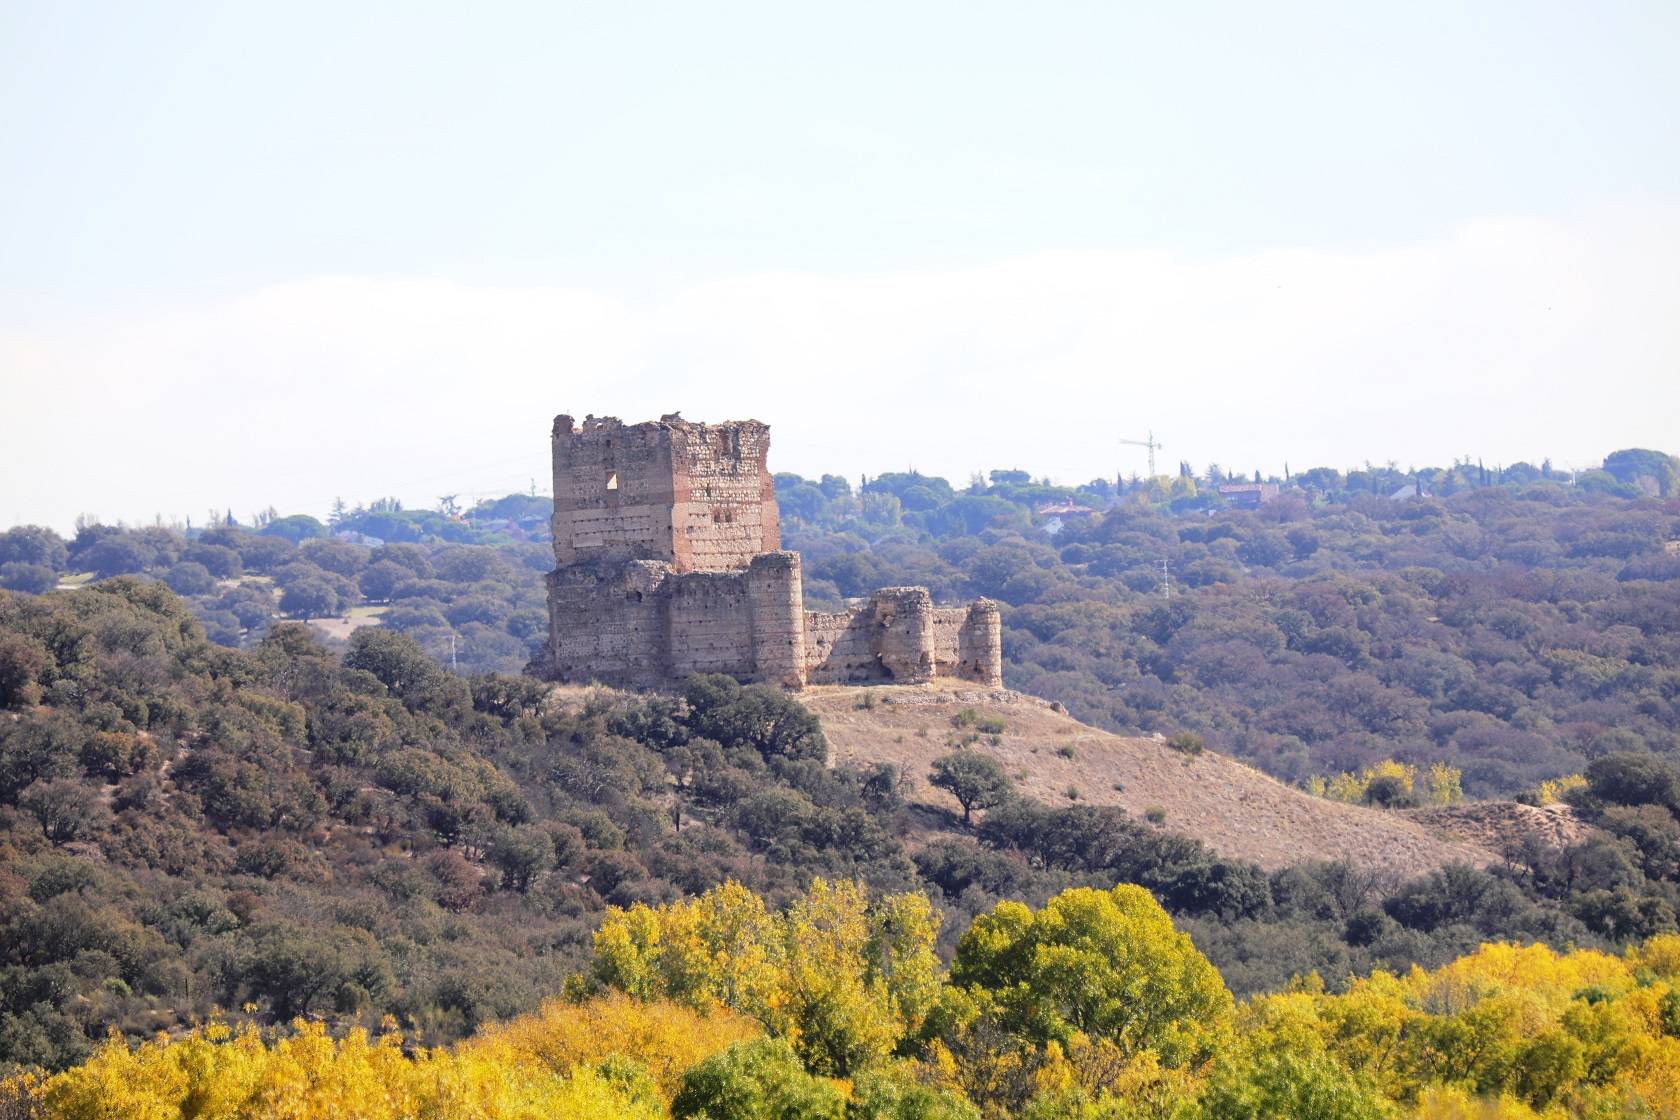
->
[1036,500,1096,537]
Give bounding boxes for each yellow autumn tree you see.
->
[1261,939,1680,1116]
[463,991,759,1100]
[13,1018,665,1120]
[590,878,787,1017]
[1424,763,1464,806]
[1408,1086,1545,1119]
[1305,759,1464,807]
[943,884,1233,1068]
[1535,774,1587,806]
[19,881,1680,1120]
[588,878,942,1076]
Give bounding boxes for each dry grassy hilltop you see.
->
[1404,801,1592,855]
[801,681,1503,878]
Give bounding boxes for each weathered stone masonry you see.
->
[537,413,1003,689]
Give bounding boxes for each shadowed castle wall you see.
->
[664,571,757,680]
[931,609,966,678]
[544,559,668,687]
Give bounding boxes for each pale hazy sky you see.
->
[2,1,1677,531]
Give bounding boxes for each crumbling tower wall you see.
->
[551,416,678,567]
[669,423,780,572]
[551,414,779,571]
[871,588,937,681]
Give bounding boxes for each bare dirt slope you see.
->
[1405,802,1594,855]
[802,682,1500,877]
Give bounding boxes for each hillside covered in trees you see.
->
[7,578,1680,1083]
[782,452,1680,799]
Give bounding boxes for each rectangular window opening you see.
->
[606,471,619,491]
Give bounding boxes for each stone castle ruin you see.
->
[537,413,1003,690]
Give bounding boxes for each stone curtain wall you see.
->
[932,601,1004,685]
[542,552,804,688]
[931,609,966,678]
[544,559,669,687]
[539,412,1001,690]
[804,609,885,684]
[804,592,1003,687]
[664,571,758,680]
[544,557,1004,689]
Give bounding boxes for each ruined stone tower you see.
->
[550,413,780,572]
[538,413,1002,690]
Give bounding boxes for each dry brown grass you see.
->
[1404,801,1593,855]
[804,681,1500,876]
[303,605,386,643]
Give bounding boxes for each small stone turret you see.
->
[747,551,807,688]
[958,599,1004,686]
[871,588,938,682]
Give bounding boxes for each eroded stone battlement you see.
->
[551,413,779,572]
[538,413,1002,690]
